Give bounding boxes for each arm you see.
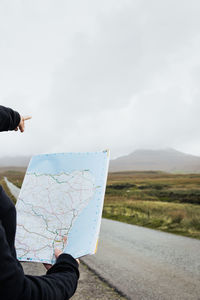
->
[0,185,17,258]
[0,105,21,132]
[0,223,79,300]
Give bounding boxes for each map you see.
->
[15,151,109,264]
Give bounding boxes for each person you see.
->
[0,105,79,300]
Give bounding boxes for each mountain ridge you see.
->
[109,148,200,173]
[1,149,200,173]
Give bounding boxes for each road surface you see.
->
[82,219,200,300]
[6,178,200,300]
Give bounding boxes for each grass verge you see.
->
[103,198,200,239]
[104,171,200,239]
[1,169,200,240]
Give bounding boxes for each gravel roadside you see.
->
[22,261,126,300]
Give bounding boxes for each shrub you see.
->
[169,210,186,224]
[106,183,136,190]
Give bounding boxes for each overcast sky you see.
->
[1,0,200,159]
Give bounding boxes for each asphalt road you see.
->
[82,219,200,300]
[4,177,20,198]
[6,178,200,300]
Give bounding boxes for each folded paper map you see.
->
[15,151,109,264]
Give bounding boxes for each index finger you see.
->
[23,116,32,121]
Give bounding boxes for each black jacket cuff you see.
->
[47,254,79,278]
[0,105,21,131]
[8,108,21,130]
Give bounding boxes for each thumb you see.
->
[55,248,62,259]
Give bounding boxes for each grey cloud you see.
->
[0,0,200,158]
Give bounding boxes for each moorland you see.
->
[1,169,200,239]
[104,171,200,239]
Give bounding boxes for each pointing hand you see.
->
[15,115,32,132]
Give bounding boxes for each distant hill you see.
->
[0,156,30,168]
[109,149,200,173]
[1,149,200,174]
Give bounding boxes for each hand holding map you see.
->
[15,151,109,264]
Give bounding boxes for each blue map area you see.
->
[27,150,109,259]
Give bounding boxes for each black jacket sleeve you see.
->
[0,185,17,258]
[0,105,21,132]
[0,223,79,300]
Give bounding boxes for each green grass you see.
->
[104,171,200,239]
[0,178,17,204]
[103,198,200,239]
[0,170,25,188]
[0,170,25,204]
[106,172,200,204]
[1,169,200,239]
